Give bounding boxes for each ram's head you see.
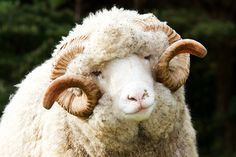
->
[43,11,207,122]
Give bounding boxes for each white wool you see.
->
[53,7,168,75]
[0,7,198,157]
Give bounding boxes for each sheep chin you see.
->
[123,105,155,121]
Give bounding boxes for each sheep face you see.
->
[43,8,206,124]
[96,54,155,121]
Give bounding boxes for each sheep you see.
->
[0,7,207,157]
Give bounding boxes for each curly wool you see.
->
[53,7,168,75]
[0,7,198,157]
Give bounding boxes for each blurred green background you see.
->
[0,0,235,156]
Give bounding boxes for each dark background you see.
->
[0,0,235,156]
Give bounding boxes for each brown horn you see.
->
[43,75,101,117]
[43,34,102,117]
[140,22,207,91]
[51,35,88,80]
[154,39,207,91]
[142,22,181,44]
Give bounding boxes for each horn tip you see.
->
[184,39,208,58]
[197,44,207,58]
[42,96,54,110]
[201,47,207,58]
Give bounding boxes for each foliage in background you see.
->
[0,0,74,111]
[0,0,235,157]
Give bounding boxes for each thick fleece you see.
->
[0,7,198,157]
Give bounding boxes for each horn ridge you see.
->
[138,20,206,91]
[43,34,102,118]
[43,75,101,118]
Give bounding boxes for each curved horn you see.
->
[43,75,101,117]
[142,22,181,44]
[43,34,102,117]
[154,39,207,91]
[140,22,207,91]
[51,35,88,80]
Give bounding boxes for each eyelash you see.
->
[144,55,152,60]
[91,71,102,76]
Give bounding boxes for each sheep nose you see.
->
[127,89,149,103]
[127,95,142,102]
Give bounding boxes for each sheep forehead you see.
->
[102,55,151,79]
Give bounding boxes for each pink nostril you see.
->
[141,93,146,99]
[127,95,138,101]
[127,90,149,102]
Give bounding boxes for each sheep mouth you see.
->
[124,106,154,121]
[126,106,150,114]
[125,104,154,114]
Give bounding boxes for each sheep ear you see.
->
[153,39,207,91]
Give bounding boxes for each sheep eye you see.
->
[144,55,152,60]
[92,71,102,76]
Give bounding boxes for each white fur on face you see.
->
[97,55,155,121]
